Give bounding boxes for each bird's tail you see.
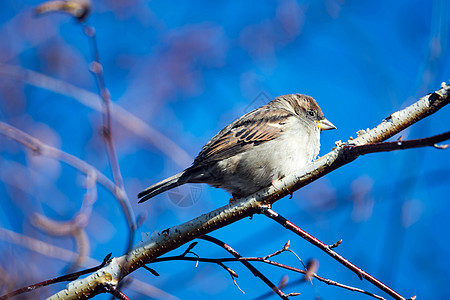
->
[138,171,186,203]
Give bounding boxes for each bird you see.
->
[138,94,336,203]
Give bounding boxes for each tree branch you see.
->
[0,253,111,300]
[348,131,450,155]
[149,238,386,300]
[41,83,449,300]
[0,63,193,167]
[199,235,288,299]
[0,122,133,231]
[260,208,404,299]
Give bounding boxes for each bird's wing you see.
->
[192,107,294,166]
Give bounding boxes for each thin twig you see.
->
[199,235,290,300]
[102,284,131,300]
[0,253,111,300]
[0,228,179,300]
[157,236,387,299]
[80,20,137,300]
[264,240,291,260]
[149,243,386,300]
[347,131,450,155]
[83,24,136,234]
[260,208,405,300]
[151,256,386,299]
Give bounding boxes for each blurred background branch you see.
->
[0,1,449,299]
[45,83,449,300]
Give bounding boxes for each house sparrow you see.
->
[138,94,335,203]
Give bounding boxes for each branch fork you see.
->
[43,82,449,300]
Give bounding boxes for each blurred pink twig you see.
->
[82,23,136,233]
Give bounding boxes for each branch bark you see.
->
[43,82,450,299]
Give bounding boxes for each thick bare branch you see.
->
[43,83,449,300]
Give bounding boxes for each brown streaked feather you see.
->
[192,107,293,166]
[137,93,332,202]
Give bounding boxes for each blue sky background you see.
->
[0,0,449,299]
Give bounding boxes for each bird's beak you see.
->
[316,119,336,131]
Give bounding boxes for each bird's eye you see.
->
[307,110,315,117]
